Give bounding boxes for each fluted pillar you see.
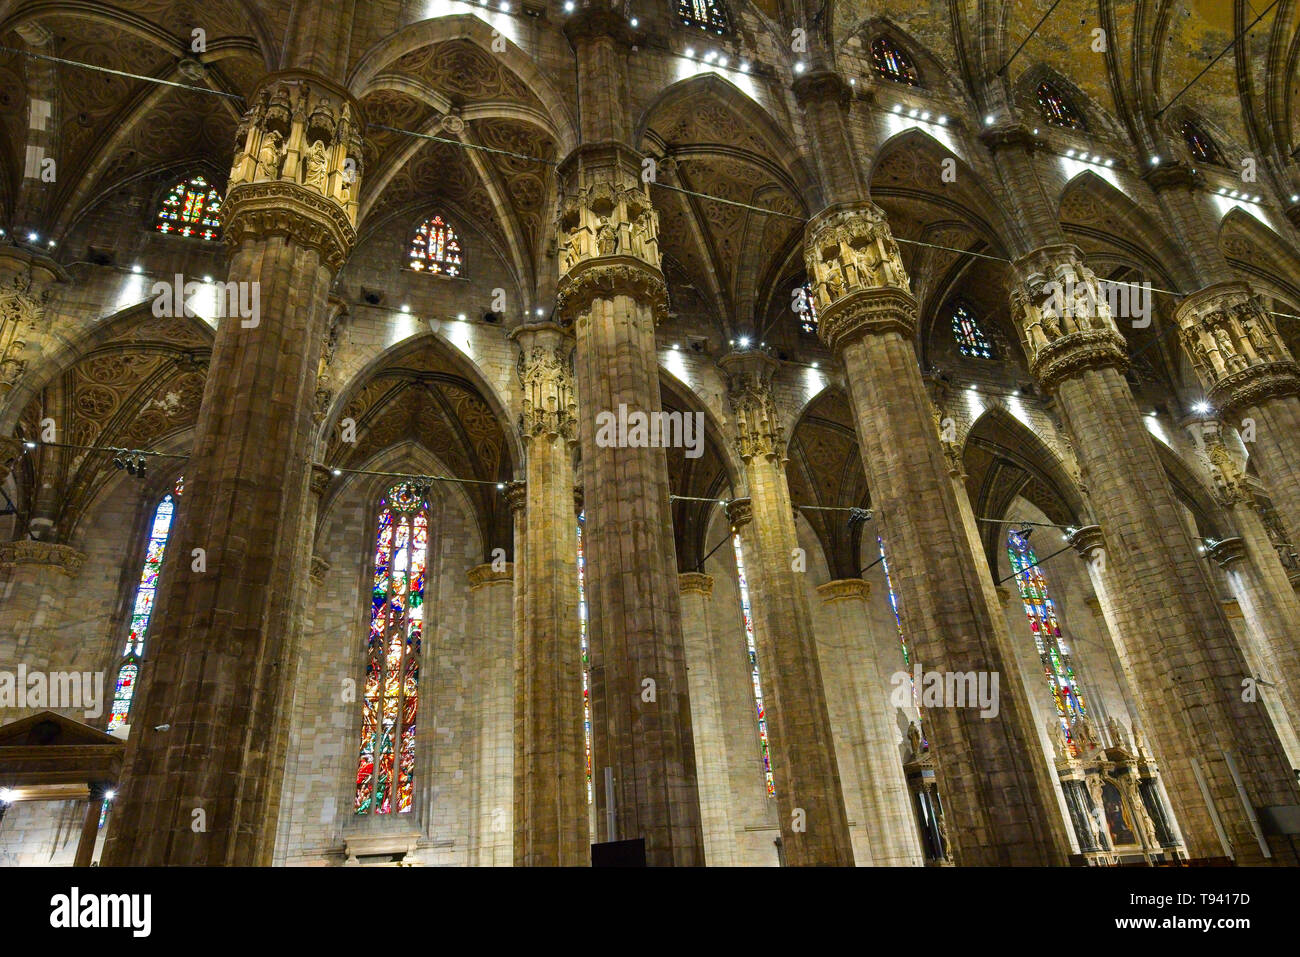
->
[510,323,589,866]
[1175,282,1300,552]
[468,562,515,865]
[1012,246,1300,863]
[677,572,738,866]
[803,200,1068,866]
[815,578,923,866]
[102,73,364,865]
[719,349,852,865]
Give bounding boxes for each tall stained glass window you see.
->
[577,513,592,805]
[106,477,184,734]
[1036,81,1084,130]
[677,0,730,34]
[1181,120,1223,165]
[871,37,920,86]
[1007,528,1087,752]
[795,282,818,334]
[732,534,775,797]
[355,482,429,815]
[408,215,463,276]
[155,175,221,241]
[951,300,996,359]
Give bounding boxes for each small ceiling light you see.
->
[938,116,948,126]
[1291,194,1299,203]
[1150,155,1161,166]
[131,264,142,274]
[968,384,978,391]
[908,108,919,118]
[0,788,12,803]
[1105,159,1115,167]
[104,790,116,801]
[203,275,213,283]
[535,307,544,316]
[630,16,638,26]
[984,115,995,126]
[563,0,573,9]
[27,231,38,242]
[1065,149,1076,158]
[849,77,856,86]
[794,61,806,74]
[1253,195,1262,202]
[685,46,695,57]
[23,441,36,449]
[892,103,903,114]
[499,0,510,10]
[457,312,467,321]
[739,61,749,73]
[1193,401,1211,414]
[811,361,819,369]
[671,343,680,350]
[718,56,728,67]
[496,482,506,490]
[331,468,342,476]
[704,51,716,62]
[920,111,931,121]
[738,336,751,348]
[47,239,55,248]
[400,304,410,313]
[1032,128,1039,135]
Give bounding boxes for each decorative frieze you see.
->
[1009,246,1129,392]
[1174,281,1300,415]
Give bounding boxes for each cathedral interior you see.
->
[1,0,1300,869]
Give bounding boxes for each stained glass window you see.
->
[951,300,996,359]
[795,282,818,334]
[1036,80,1084,130]
[1007,528,1088,754]
[408,215,463,276]
[106,477,183,735]
[155,175,221,241]
[1181,121,1223,166]
[355,482,429,815]
[871,37,920,86]
[732,534,775,797]
[677,0,730,34]
[577,513,592,805]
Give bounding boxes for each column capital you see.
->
[511,322,577,443]
[504,479,527,514]
[1009,246,1129,391]
[1204,439,1252,506]
[223,71,364,271]
[719,350,783,462]
[309,554,331,585]
[1141,160,1205,193]
[804,203,916,353]
[1174,281,1300,415]
[468,562,514,589]
[0,539,85,575]
[978,123,1044,153]
[1205,536,1247,569]
[725,496,752,529]
[816,577,869,601]
[678,571,715,596]
[0,435,22,480]
[791,70,853,108]
[1067,524,1105,560]
[309,463,332,498]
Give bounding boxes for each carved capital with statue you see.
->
[719,350,783,462]
[725,496,752,529]
[1174,282,1300,416]
[511,322,577,443]
[804,203,916,353]
[1203,438,1252,508]
[1010,245,1129,392]
[223,72,364,271]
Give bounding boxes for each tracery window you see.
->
[1181,120,1223,166]
[677,0,730,34]
[355,482,429,815]
[1007,528,1088,753]
[732,533,775,797]
[950,300,996,359]
[408,215,463,276]
[871,37,920,86]
[155,175,221,241]
[577,513,592,805]
[106,477,183,734]
[1036,80,1085,130]
[795,282,818,335]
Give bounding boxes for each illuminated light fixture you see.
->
[497,482,506,490]
[671,343,680,350]
[920,111,931,121]
[1080,152,1090,162]
[685,46,695,57]
[739,61,749,73]
[938,116,948,126]
[968,384,978,391]
[457,312,467,321]
[331,468,342,476]
[738,336,751,348]
[1192,401,1211,414]
[23,441,36,449]
[400,304,410,313]
[27,231,38,242]
[1065,149,1076,158]
[1033,128,1039,135]
[1253,195,1262,202]
[892,103,902,114]
[203,275,213,283]
[704,51,716,62]
[0,788,12,803]
[849,77,856,86]
[718,56,728,67]
[1146,410,1157,417]
[794,61,806,74]
[1150,155,1161,166]
[564,0,573,9]
[47,239,55,247]
[131,264,142,274]
[499,1,510,10]
[1105,159,1115,167]
[908,108,919,118]
[535,307,544,316]
[630,16,638,26]
[811,361,819,369]
[984,115,995,126]
[1292,194,1299,203]
[104,790,116,801]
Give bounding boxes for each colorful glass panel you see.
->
[677,0,730,34]
[871,37,920,86]
[732,534,775,797]
[1007,529,1088,753]
[951,301,996,359]
[1181,121,1222,165]
[796,282,818,334]
[355,483,429,814]
[577,513,593,804]
[155,175,221,241]
[408,215,463,276]
[1036,81,1084,130]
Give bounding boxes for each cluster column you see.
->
[1011,246,1300,863]
[102,72,363,865]
[509,323,589,865]
[719,350,853,865]
[801,200,1068,864]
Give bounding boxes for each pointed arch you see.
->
[1219,207,1300,306]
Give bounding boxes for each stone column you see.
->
[1175,282,1300,552]
[468,562,514,865]
[509,323,589,866]
[0,245,59,401]
[719,349,853,865]
[102,73,364,866]
[0,539,86,718]
[1012,246,1300,864]
[816,578,922,866]
[678,572,738,866]
[804,201,1068,866]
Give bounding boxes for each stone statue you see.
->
[304,139,328,192]
[256,130,285,180]
[907,720,922,757]
[1213,325,1235,361]
[596,217,617,256]
[1107,715,1128,749]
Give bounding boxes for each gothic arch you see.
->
[1219,207,1300,305]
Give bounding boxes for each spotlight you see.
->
[811,361,819,369]
[909,108,919,118]
[630,16,638,26]
[984,115,995,126]
[1066,149,1076,158]
[794,61,806,74]
[400,304,410,313]
[496,482,506,490]
[704,51,716,62]
[1292,194,1299,203]
[1105,159,1115,167]
[23,440,36,449]
[968,384,978,391]
[849,77,856,86]
[685,46,695,57]
[47,239,55,248]
[921,111,930,121]
[739,61,749,73]
[738,336,751,348]
[1150,155,1161,166]
[1193,401,1211,415]
[331,468,342,476]
[938,116,948,126]
[535,307,544,316]
[457,313,467,321]
[499,0,510,10]
[563,0,573,9]
[104,790,116,801]
[0,788,12,804]
[27,231,38,242]
[718,56,728,67]
[131,264,142,274]
[671,343,680,350]
[202,275,213,283]
[892,104,903,114]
